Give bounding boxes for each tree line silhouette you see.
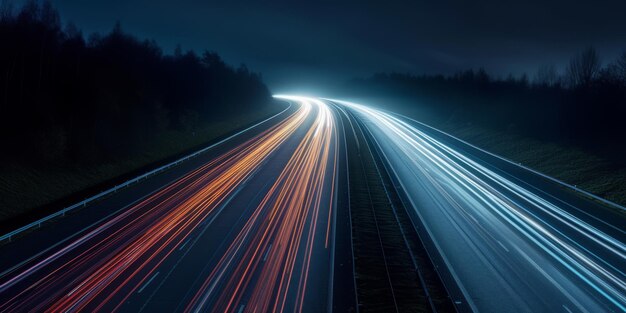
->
[0,1,271,165]
[347,47,626,162]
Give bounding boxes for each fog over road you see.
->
[0,96,624,312]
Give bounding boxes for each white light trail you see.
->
[330,98,626,312]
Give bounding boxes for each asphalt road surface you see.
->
[0,97,354,313]
[1,95,624,313]
[332,98,625,313]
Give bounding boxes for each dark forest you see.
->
[0,1,271,165]
[347,49,626,162]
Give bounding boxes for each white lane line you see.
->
[497,240,510,252]
[263,244,273,262]
[562,304,573,313]
[237,304,246,313]
[1,103,296,288]
[179,238,191,251]
[137,272,160,294]
[66,280,87,297]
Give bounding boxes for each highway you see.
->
[1,94,625,313]
[0,97,354,312]
[332,98,626,313]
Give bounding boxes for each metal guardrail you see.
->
[324,98,626,213]
[0,103,291,242]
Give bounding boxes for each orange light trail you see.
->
[0,99,333,312]
[184,96,339,313]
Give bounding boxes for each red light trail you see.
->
[0,97,339,313]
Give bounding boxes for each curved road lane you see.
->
[333,98,625,313]
[0,97,351,313]
[2,94,624,313]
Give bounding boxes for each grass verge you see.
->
[0,104,285,224]
[435,121,626,207]
[355,96,626,208]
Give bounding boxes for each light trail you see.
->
[184,95,339,313]
[331,98,626,312]
[0,98,339,312]
[5,93,619,312]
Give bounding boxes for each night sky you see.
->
[17,0,626,92]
